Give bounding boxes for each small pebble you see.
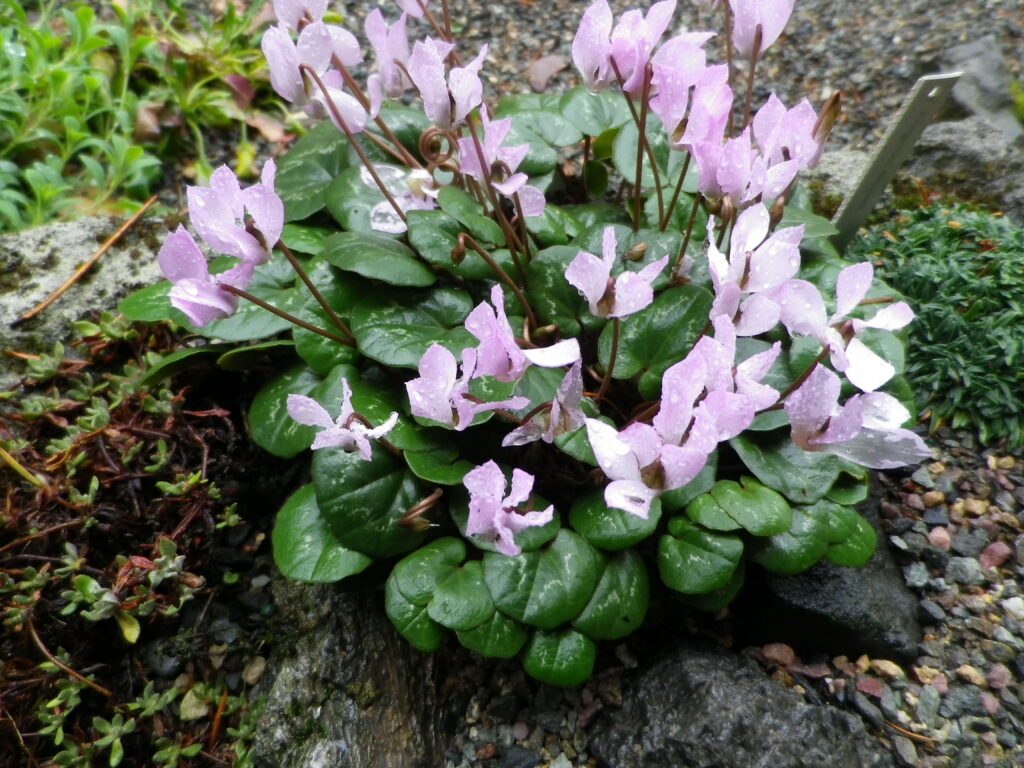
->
[980,692,1001,716]
[923,490,947,508]
[891,734,917,767]
[870,659,906,680]
[856,676,886,698]
[979,541,1012,570]
[932,674,950,695]
[762,642,796,666]
[956,665,987,686]
[946,557,985,585]
[964,498,990,516]
[1001,596,1024,620]
[986,664,1012,690]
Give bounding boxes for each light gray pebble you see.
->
[946,557,985,585]
[918,684,942,728]
[891,734,917,767]
[880,687,902,721]
[992,627,1023,650]
[905,562,930,589]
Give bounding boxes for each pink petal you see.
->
[522,338,581,367]
[845,337,895,392]
[833,262,873,320]
[286,394,335,429]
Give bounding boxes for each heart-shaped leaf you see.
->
[569,492,661,551]
[658,518,743,594]
[248,364,322,458]
[437,186,505,245]
[750,504,830,574]
[659,453,717,511]
[612,115,671,192]
[385,576,445,653]
[390,537,466,606]
[271,483,373,582]
[325,166,389,233]
[526,204,580,248]
[321,231,436,287]
[597,283,713,395]
[483,529,602,629]
[427,560,495,631]
[522,628,596,687]
[559,86,630,136]
[572,550,649,640]
[314,446,427,558]
[730,432,844,504]
[685,477,792,536]
[350,285,475,368]
[455,611,528,658]
[819,501,877,566]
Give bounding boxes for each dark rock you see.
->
[940,687,986,719]
[951,530,989,558]
[900,532,929,556]
[500,746,543,768]
[921,546,951,571]
[587,643,894,768]
[252,580,472,768]
[923,507,950,527]
[737,499,921,662]
[486,693,522,723]
[919,600,947,623]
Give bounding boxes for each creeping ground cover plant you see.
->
[121,0,932,686]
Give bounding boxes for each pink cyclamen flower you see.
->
[572,0,614,91]
[365,9,411,113]
[729,0,795,59]
[706,204,804,335]
[608,0,677,97]
[262,22,332,107]
[784,365,931,469]
[158,225,252,327]
[457,110,545,217]
[502,361,586,446]
[395,0,429,19]
[272,0,327,30]
[464,461,554,557]
[466,285,580,382]
[187,160,283,266]
[565,227,668,318]
[286,378,398,460]
[753,93,825,170]
[775,262,914,392]
[406,344,528,430]
[407,39,487,130]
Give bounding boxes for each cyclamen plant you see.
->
[123,0,931,686]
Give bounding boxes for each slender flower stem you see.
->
[458,233,537,330]
[510,189,533,264]
[465,115,529,280]
[301,65,408,225]
[660,151,691,231]
[277,242,355,342]
[724,1,736,137]
[596,317,620,403]
[218,284,355,346]
[740,26,763,132]
[28,617,114,699]
[670,191,703,284]
[610,61,664,230]
[332,57,422,169]
[440,0,453,39]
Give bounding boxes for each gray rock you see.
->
[738,499,922,662]
[946,557,985,586]
[917,684,941,728]
[252,579,469,768]
[0,215,166,390]
[901,118,1024,227]
[941,36,1024,148]
[586,643,895,768]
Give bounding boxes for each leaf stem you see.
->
[660,150,691,231]
[740,26,763,132]
[670,191,703,284]
[276,242,355,342]
[596,317,620,403]
[610,60,664,230]
[457,233,537,330]
[217,284,355,346]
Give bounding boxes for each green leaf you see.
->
[504,120,558,175]
[407,209,517,280]
[680,562,745,612]
[569,492,661,551]
[324,166,387,233]
[391,537,466,605]
[612,115,670,193]
[272,483,373,582]
[730,432,844,504]
[483,530,603,629]
[597,283,714,396]
[281,224,332,255]
[525,204,580,247]
[427,561,495,631]
[385,576,445,653]
[525,245,589,337]
[825,472,870,506]
[495,92,564,116]
[314,446,427,558]
[437,186,505,245]
[277,118,351,177]
[404,448,473,485]
[508,109,582,146]
[197,254,304,342]
[522,628,596,687]
[559,86,630,136]
[750,505,830,574]
[140,345,232,386]
[277,160,334,221]
[572,550,649,640]
[684,477,792,536]
[321,231,435,287]
[660,453,717,511]
[658,518,743,594]
[216,340,295,371]
[292,260,363,375]
[350,285,474,368]
[116,281,190,326]
[820,502,877,566]
[248,365,322,458]
[456,611,528,658]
